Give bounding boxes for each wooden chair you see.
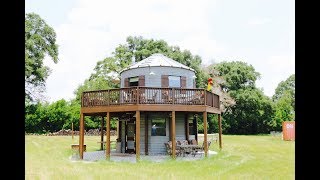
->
[190,139,198,145]
[147,91,158,103]
[193,141,212,157]
[162,90,172,103]
[165,141,181,156]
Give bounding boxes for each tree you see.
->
[25,13,59,102]
[272,74,295,109]
[211,61,274,134]
[272,90,294,131]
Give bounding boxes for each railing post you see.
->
[204,90,207,106]
[137,87,139,104]
[81,92,83,107]
[107,89,110,106]
[172,88,175,104]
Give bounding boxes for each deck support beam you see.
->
[136,111,141,161]
[203,112,208,157]
[171,111,176,159]
[106,112,110,160]
[79,113,84,159]
[100,116,104,150]
[218,113,222,149]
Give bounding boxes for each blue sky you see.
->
[26,0,295,102]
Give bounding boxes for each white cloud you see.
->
[255,55,295,97]
[247,17,272,25]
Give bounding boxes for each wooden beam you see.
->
[72,122,74,140]
[171,111,176,159]
[81,104,221,114]
[185,113,189,141]
[194,114,198,142]
[79,113,84,159]
[106,112,110,160]
[203,112,208,157]
[218,114,222,149]
[136,111,141,161]
[100,116,104,150]
[145,113,148,155]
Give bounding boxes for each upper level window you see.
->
[129,77,139,86]
[169,76,180,88]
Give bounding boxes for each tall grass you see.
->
[25,135,294,179]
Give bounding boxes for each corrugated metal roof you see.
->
[120,53,195,73]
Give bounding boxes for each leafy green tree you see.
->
[272,90,294,131]
[272,74,295,109]
[211,61,274,134]
[25,102,49,133]
[25,13,59,102]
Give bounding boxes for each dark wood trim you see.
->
[218,114,222,149]
[171,111,176,159]
[106,112,110,160]
[117,120,121,141]
[185,113,189,141]
[138,75,145,86]
[145,113,148,155]
[161,75,169,87]
[79,113,84,159]
[136,111,140,161]
[169,113,172,141]
[203,112,208,157]
[124,78,129,87]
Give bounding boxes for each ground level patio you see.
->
[70,149,218,163]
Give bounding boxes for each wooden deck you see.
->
[81,87,221,114]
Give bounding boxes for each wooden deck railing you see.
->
[81,87,220,109]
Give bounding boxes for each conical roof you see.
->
[120,53,195,73]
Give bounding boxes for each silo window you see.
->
[168,76,180,88]
[129,77,139,86]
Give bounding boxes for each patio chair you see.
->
[190,139,198,145]
[165,141,181,156]
[147,91,158,103]
[181,140,189,145]
[193,141,212,157]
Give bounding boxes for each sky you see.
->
[25,0,295,103]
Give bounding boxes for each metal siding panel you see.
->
[139,113,145,155]
[121,67,195,88]
[176,113,186,141]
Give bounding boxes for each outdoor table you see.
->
[177,144,202,157]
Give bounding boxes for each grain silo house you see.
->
[79,53,222,160]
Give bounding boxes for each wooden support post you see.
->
[194,115,198,142]
[171,111,176,159]
[79,113,84,159]
[101,116,104,150]
[106,112,110,160]
[218,113,222,149]
[203,112,208,157]
[72,122,74,140]
[136,111,141,161]
[185,113,189,141]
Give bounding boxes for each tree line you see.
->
[25,13,295,134]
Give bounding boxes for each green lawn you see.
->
[25,135,294,180]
